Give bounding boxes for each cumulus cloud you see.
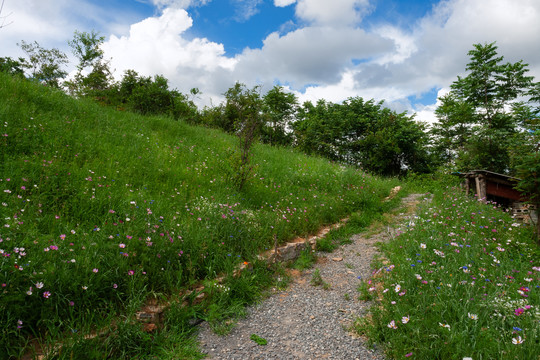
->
[295,0,372,26]
[101,8,236,97]
[234,26,392,87]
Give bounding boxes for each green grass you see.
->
[0,73,398,358]
[355,187,540,359]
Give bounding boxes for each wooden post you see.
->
[476,174,487,203]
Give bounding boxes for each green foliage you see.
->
[223,82,265,190]
[510,116,540,241]
[65,30,113,99]
[432,42,537,173]
[293,97,432,176]
[250,333,268,345]
[292,247,316,270]
[0,57,26,76]
[310,268,324,286]
[261,85,298,146]
[357,280,375,301]
[17,40,68,88]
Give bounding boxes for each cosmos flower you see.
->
[512,336,524,345]
[387,320,398,329]
[439,322,451,330]
[468,313,478,321]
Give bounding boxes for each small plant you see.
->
[310,269,330,289]
[250,334,267,345]
[357,280,375,301]
[344,293,350,301]
[310,268,323,286]
[316,237,336,252]
[292,247,316,270]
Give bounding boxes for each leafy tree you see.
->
[261,85,298,146]
[17,40,68,88]
[293,97,431,176]
[293,99,345,161]
[223,82,264,189]
[127,74,174,115]
[510,87,540,242]
[66,30,113,98]
[110,69,197,120]
[434,42,535,173]
[0,56,26,76]
[431,93,476,165]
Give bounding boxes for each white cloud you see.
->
[274,0,296,6]
[374,26,417,65]
[232,0,263,22]
[150,0,211,10]
[102,8,236,96]
[295,0,372,26]
[234,26,391,87]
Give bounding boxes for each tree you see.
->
[66,30,113,98]
[434,42,535,173]
[261,85,298,146]
[0,56,26,76]
[223,82,264,190]
[293,96,431,176]
[431,92,476,165]
[510,83,540,242]
[18,40,68,88]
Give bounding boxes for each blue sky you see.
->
[1,0,539,122]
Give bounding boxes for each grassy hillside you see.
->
[0,73,399,358]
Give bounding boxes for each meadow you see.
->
[0,72,399,358]
[356,185,540,359]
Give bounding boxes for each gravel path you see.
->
[197,194,424,360]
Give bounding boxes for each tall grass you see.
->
[0,73,398,358]
[356,187,539,359]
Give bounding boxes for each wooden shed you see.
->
[463,170,537,224]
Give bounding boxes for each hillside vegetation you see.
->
[356,186,539,359]
[0,72,399,358]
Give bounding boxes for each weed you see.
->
[292,247,316,270]
[357,280,375,301]
[310,269,323,286]
[250,334,268,345]
[310,269,330,289]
